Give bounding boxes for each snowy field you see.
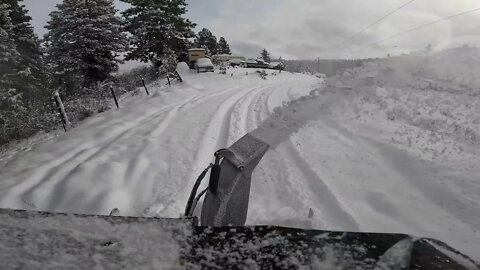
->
[0,57,479,260]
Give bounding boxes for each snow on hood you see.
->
[0,209,193,269]
[196,58,213,68]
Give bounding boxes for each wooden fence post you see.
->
[53,91,70,132]
[175,70,183,82]
[166,75,171,86]
[141,78,150,95]
[110,86,119,108]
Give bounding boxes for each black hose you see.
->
[187,188,209,217]
[184,164,212,216]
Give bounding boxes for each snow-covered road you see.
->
[0,67,479,260]
[0,68,320,219]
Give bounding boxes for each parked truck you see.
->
[188,48,207,69]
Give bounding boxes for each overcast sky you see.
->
[23,0,480,59]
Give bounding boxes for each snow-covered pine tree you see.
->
[0,3,28,145]
[261,49,271,63]
[45,0,127,93]
[157,48,177,76]
[195,28,217,55]
[4,0,47,104]
[217,37,231,55]
[0,3,19,89]
[44,0,83,93]
[121,0,196,70]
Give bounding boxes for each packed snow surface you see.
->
[0,57,479,261]
[0,209,192,269]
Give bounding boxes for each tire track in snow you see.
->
[13,84,238,213]
[226,86,267,144]
[19,107,178,212]
[0,94,198,211]
[246,85,321,227]
[243,81,359,230]
[250,88,275,130]
[41,88,244,215]
[187,85,269,179]
[132,80,269,216]
[147,85,268,216]
[216,80,322,227]
[0,100,180,191]
[283,141,360,230]
[45,106,183,214]
[178,95,203,111]
[364,136,480,230]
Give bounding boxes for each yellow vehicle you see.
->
[188,48,207,69]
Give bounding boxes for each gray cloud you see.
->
[23,0,480,59]
[284,43,325,59]
[24,0,61,37]
[231,41,264,58]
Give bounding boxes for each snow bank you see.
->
[251,89,335,148]
[247,47,480,260]
[176,61,190,73]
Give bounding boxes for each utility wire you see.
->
[346,6,480,58]
[340,0,417,46]
[370,7,480,46]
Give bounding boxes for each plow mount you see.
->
[200,133,269,226]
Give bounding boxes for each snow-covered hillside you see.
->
[247,49,480,260]
[0,51,479,261]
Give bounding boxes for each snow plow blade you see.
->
[0,208,478,269]
[200,133,269,226]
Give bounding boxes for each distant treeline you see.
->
[282,59,376,76]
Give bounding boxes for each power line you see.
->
[346,6,480,58]
[340,0,417,46]
[371,7,480,46]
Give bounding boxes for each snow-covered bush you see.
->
[322,45,480,156]
[0,89,31,145]
[386,106,410,122]
[157,51,178,76]
[115,66,158,94]
[413,117,447,133]
[65,97,111,123]
[452,125,479,145]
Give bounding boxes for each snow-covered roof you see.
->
[256,59,267,64]
[268,62,284,67]
[229,58,242,64]
[196,58,213,67]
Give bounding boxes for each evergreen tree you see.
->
[4,0,46,104]
[0,3,19,90]
[0,3,28,145]
[122,0,196,70]
[45,0,127,92]
[195,28,217,55]
[217,37,231,55]
[261,48,271,63]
